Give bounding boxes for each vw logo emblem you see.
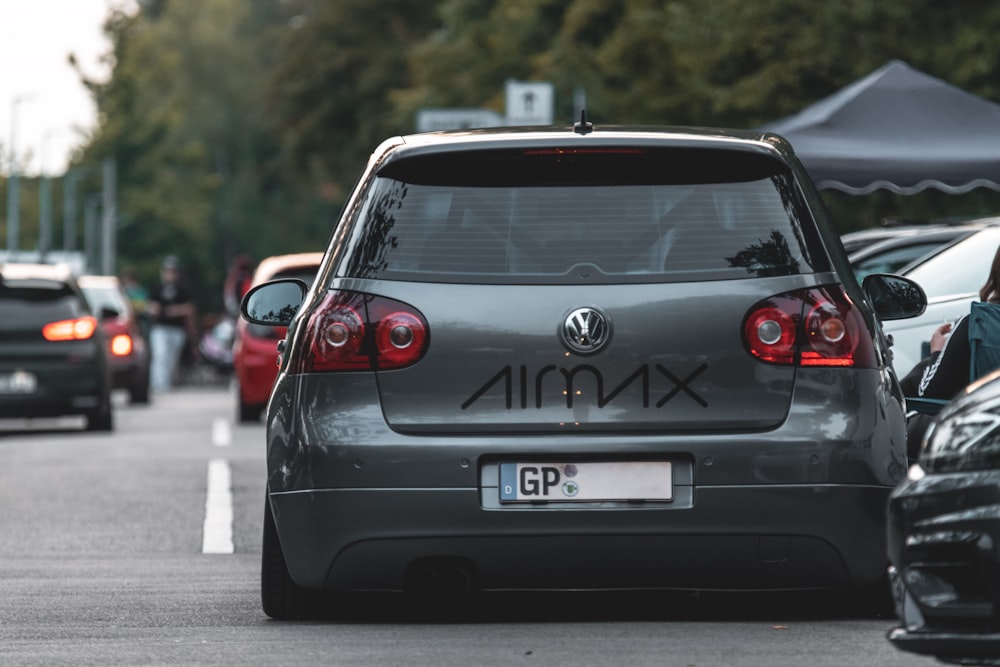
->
[562,307,611,354]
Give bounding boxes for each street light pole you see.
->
[6,93,35,253]
[38,128,66,258]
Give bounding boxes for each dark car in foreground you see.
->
[241,123,927,619]
[0,263,113,431]
[78,274,151,404]
[232,252,323,422]
[888,369,1000,663]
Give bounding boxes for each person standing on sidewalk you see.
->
[147,256,197,392]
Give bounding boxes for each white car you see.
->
[884,225,1000,376]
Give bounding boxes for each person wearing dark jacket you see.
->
[147,256,197,392]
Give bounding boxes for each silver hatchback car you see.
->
[243,123,927,619]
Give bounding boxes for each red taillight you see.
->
[742,297,799,364]
[293,291,428,373]
[42,316,98,341]
[742,287,874,368]
[110,333,133,356]
[372,309,428,369]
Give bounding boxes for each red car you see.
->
[233,253,323,422]
[78,274,151,404]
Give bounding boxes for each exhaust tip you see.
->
[404,556,480,597]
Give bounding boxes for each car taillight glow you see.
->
[110,333,133,356]
[743,287,874,368]
[42,316,98,341]
[293,292,428,373]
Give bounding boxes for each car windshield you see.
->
[343,148,819,285]
[852,241,954,282]
[81,285,128,316]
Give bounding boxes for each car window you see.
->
[852,241,951,281]
[0,285,84,328]
[343,148,819,285]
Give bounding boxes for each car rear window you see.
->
[0,284,84,329]
[342,147,820,284]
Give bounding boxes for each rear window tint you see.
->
[0,285,84,329]
[342,148,819,284]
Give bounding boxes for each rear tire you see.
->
[85,405,114,432]
[261,495,323,619]
[829,574,895,619]
[236,385,264,424]
[129,376,150,405]
[239,401,263,423]
[236,381,263,423]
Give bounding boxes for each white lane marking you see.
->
[202,458,234,554]
[211,418,231,447]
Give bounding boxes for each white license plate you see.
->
[0,371,37,394]
[499,461,672,502]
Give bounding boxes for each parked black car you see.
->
[243,122,927,619]
[0,263,113,431]
[888,368,1000,663]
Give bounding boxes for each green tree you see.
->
[78,0,330,316]
[266,0,444,191]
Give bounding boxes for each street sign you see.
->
[505,80,554,126]
[416,108,504,133]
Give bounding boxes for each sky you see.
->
[0,0,137,176]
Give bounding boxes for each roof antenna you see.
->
[574,109,593,135]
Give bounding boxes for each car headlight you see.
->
[920,394,1000,473]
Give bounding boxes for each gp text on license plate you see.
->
[499,461,672,503]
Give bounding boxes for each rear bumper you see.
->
[271,483,892,592]
[266,366,907,593]
[0,364,108,418]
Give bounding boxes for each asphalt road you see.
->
[0,382,937,666]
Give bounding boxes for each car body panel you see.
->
[333,275,845,432]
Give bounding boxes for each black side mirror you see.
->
[99,306,121,321]
[240,279,308,326]
[862,273,927,321]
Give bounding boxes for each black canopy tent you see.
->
[761,60,1000,195]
